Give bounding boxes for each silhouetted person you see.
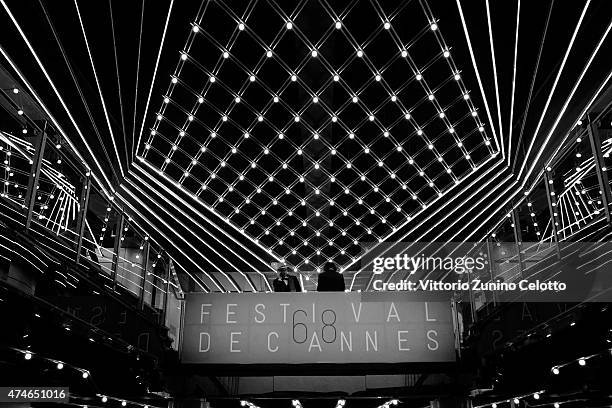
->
[317,262,345,292]
[273,265,302,292]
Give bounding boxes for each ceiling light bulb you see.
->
[384,22,391,29]
[375,74,381,81]
[454,73,461,80]
[171,77,178,84]
[238,23,245,30]
[291,75,297,81]
[223,51,229,58]
[311,50,318,57]
[313,96,319,103]
[273,96,279,102]
[430,23,438,31]
[249,75,255,82]
[428,94,435,100]
[352,96,358,103]
[286,21,293,29]
[356,50,363,57]
[335,21,342,29]
[181,53,188,60]
[266,50,273,57]
[192,26,200,33]
[416,73,422,80]
[443,50,450,58]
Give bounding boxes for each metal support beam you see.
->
[111,213,125,291]
[151,258,159,309]
[485,237,496,306]
[24,125,47,230]
[511,208,525,277]
[161,257,172,326]
[138,240,150,310]
[586,114,612,223]
[543,172,562,260]
[75,176,91,264]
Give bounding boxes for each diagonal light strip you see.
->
[135,0,174,162]
[518,0,591,180]
[132,0,145,159]
[108,0,130,167]
[508,0,520,166]
[73,0,125,178]
[485,0,505,159]
[455,0,502,156]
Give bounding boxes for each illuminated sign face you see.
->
[181,292,456,365]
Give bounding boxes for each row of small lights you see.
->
[550,347,612,375]
[20,348,90,379]
[240,399,397,408]
[96,394,154,408]
[16,335,154,408]
[377,399,400,408]
[479,392,547,408]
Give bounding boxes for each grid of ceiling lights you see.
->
[141,0,497,271]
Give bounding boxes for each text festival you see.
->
[196,300,443,355]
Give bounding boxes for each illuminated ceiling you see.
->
[1,0,612,291]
